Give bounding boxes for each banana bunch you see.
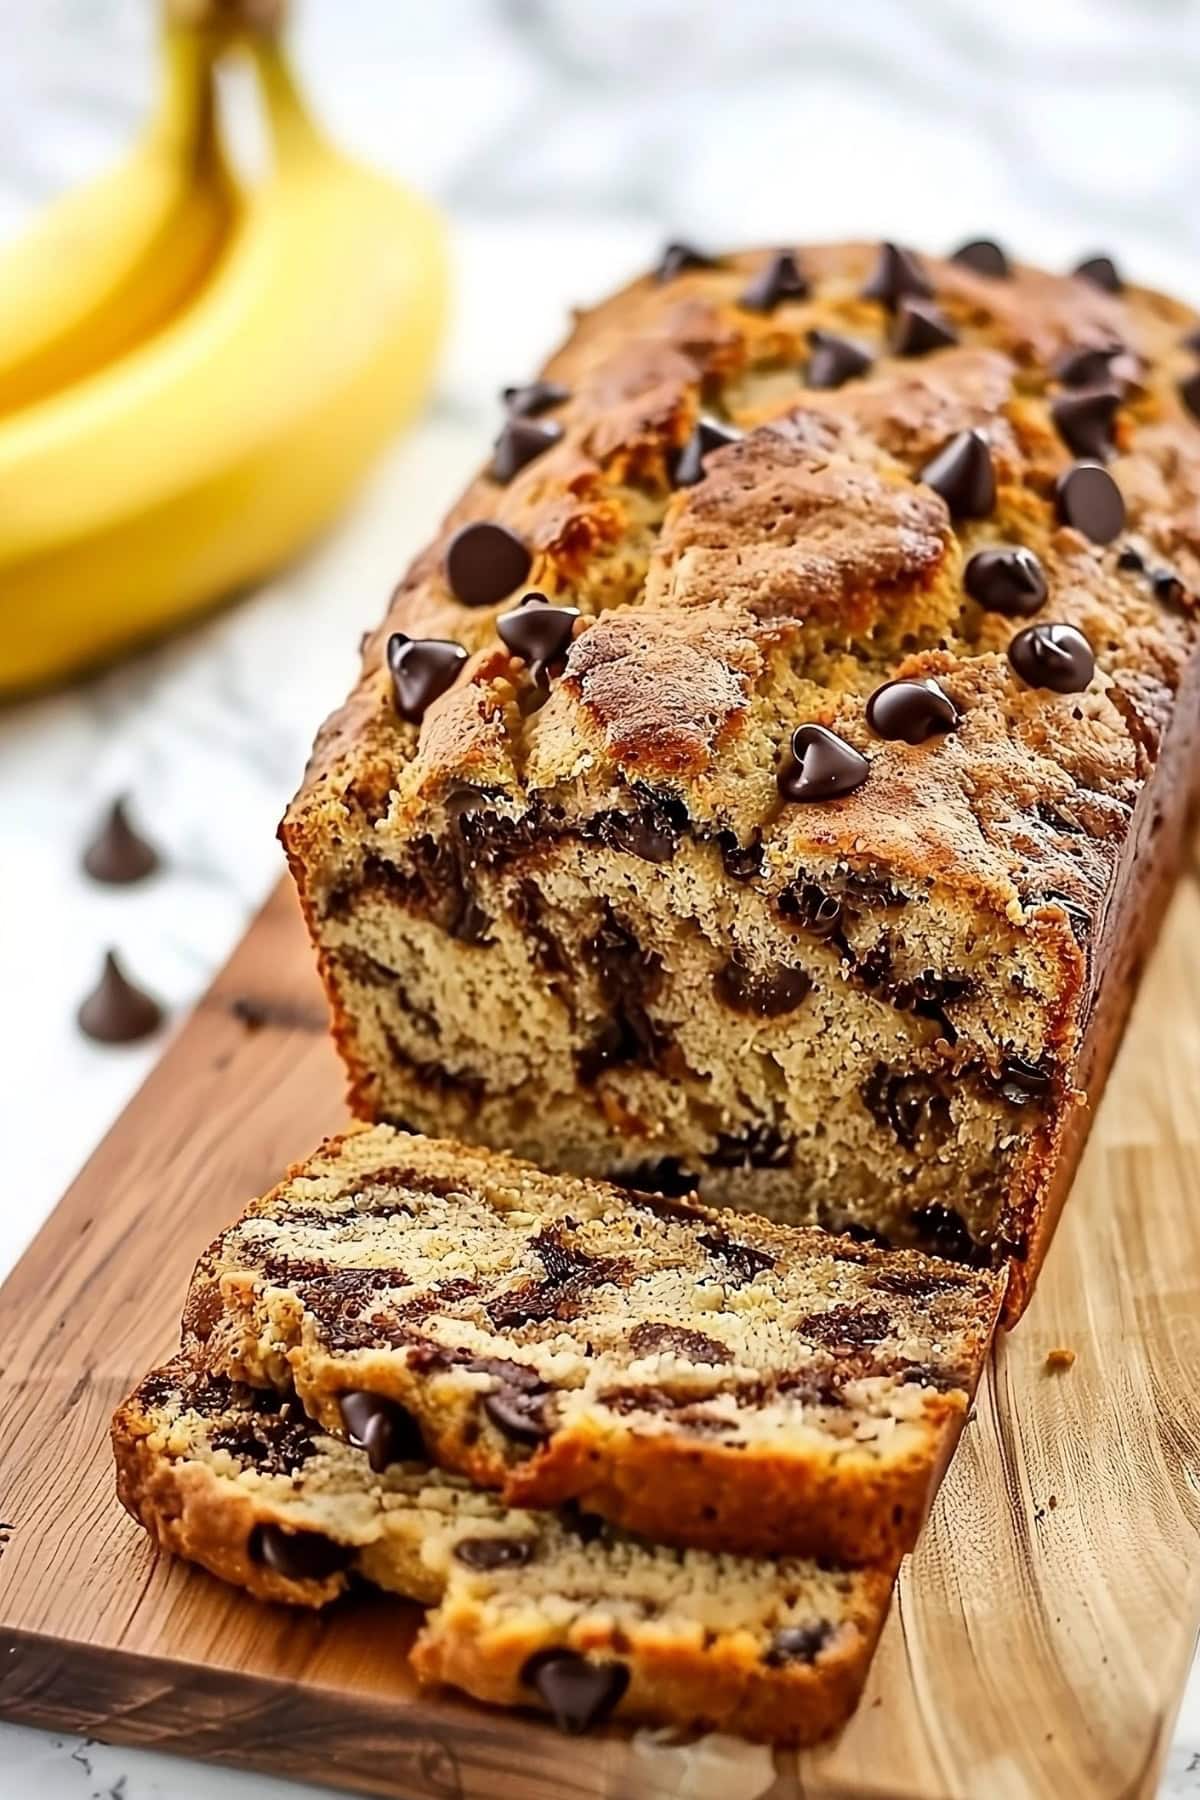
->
[0,0,448,694]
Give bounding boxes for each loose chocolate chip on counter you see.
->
[806,330,873,390]
[919,428,996,519]
[77,950,163,1045]
[1050,385,1121,462]
[739,248,809,312]
[1008,622,1095,694]
[496,592,580,686]
[82,796,161,884]
[1179,370,1200,423]
[502,379,570,418]
[452,1534,538,1571]
[387,633,468,723]
[891,299,958,357]
[1072,253,1122,293]
[764,1621,834,1666]
[865,677,960,744]
[997,1056,1053,1105]
[249,1523,354,1582]
[715,957,812,1018]
[1054,344,1125,389]
[655,240,712,282]
[338,1390,425,1473]
[521,1649,630,1735]
[491,416,563,483]
[963,545,1047,617]
[673,417,740,487]
[861,241,932,310]
[777,724,869,803]
[950,238,1010,279]
[1055,462,1125,544]
[445,520,532,607]
[483,1382,551,1445]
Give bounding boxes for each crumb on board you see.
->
[1045,1347,1076,1372]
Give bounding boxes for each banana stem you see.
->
[153,20,222,160]
[249,35,335,170]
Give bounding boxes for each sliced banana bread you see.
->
[281,239,1200,1318]
[114,1353,898,1746]
[184,1125,1003,1563]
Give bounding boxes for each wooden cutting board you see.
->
[1,873,1198,1800]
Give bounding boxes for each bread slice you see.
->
[184,1125,1004,1563]
[113,1354,898,1745]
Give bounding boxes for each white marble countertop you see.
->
[3,0,1200,1794]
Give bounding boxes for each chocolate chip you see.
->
[778,724,869,802]
[655,240,712,282]
[502,379,569,418]
[919,428,995,519]
[739,248,809,312]
[997,1055,1052,1105]
[483,1382,551,1445]
[963,545,1047,617]
[865,677,960,744]
[764,1622,834,1666]
[806,330,873,390]
[338,1390,425,1473]
[82,796,160,885]
[708,1123,793,1170]
[1055,462,1125,543]
[716,829,764,881]
[521,1649,629,1734]
[387,632,468,723]
[1050,385,1121,462]
[249,1523,354,1582]
[452,1534,538,1571]
[1008,622,1095,693]
[1116,546,1145,573]
[1179,370,1200,424]
[673,417,740,487]
[491,416,563,484]
[781,881,843,938]
[496,592,579,686]
[446,521,532,607]
[1054,344,1125,388]
[1072,253,1121,293]
[909,1202,983,1264]
[950,238,1009,279]
[1151,569,1188,611]
[861,242,932,311]
[891,298,958,357]
[77,950,163,1045]
[715,958,811,1017]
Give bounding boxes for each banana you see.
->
[0,18,236,418]
[0,35,449,694]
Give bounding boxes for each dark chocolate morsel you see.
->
[950,238,1010,279]
[1179,370,1200,424]
[1055,462,1125,544]
[1050,385,1121,462]
[739,248,809,312]
[496,592,579,685]
[483,1382,551,1445]
[764,1621,835,1666]
[865,677,960,744]
[861,241,932,310]
[1151,569,1187,611]
[919,428,996,519]
[891,298,957,357]
[655,240,712,282]
[338,1390,425,1473]
[1008,622,1095,694]
[715,958,811,1018]
[778,724,869,802]
[1072,253,1122,293]
[249,1523,354,1582]
[491,416,563,484]
[446,521,532,607]
[964,545,1047,617]
[521,1649,630,1734]
[1116,546,1145,573]
[82,796,160,884]
[806,330,873,390]
[1054,343,1125,389]
[77,950,163,1045]
[672,417,740,487]
[387,633,468,723]
[502,379,569,418]
[998,1056,1053,1105]
[452,1534,538,1571]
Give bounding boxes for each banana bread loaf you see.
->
[282,239,1200,1317]
[183,1126,1002,1563]
[114,1353,897,1745]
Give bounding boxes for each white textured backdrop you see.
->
[1,1,1199,1795]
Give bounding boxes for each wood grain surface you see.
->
[0,875,1198,1800]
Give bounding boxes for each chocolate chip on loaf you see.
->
[445,521,532,607]
[740,248,809,312]
[1072,253,1122,293]
[673,417,740,487]
[865,678,960,743]
[861,241,932,309]
[950,238,1010,279]
[918,428,996,518]
[387,633,468,722]
[891,299,957,357]
[963,546,1047,616]
[654,240,713,283]
[1055,462,1125,543]
[502,379,569,418]
[1007,623,1095,694]
[806,330,873,390]
[778,725,869,802]
[491,417,563,483]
